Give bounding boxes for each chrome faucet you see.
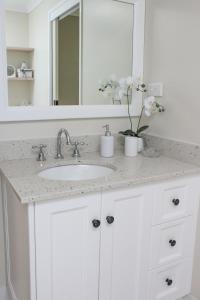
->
[55,128,72,159]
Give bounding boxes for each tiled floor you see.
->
[0,288,10,300]
[3,294,10,300]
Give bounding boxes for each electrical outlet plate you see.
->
[148,82,163,97]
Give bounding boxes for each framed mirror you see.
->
[0,0,145,121]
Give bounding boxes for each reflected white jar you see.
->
[137,137,144,152]
[124,136,138,157]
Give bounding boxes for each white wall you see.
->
[145,0,200,146]
[5,11,28,48]
[0,118,129,141]
[145,1,200,298]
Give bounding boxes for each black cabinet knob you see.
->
[166,278,173,286]
[169,239,176,247]
[106,216,115,224]
[92,219,101,228]
[172,198,180,206]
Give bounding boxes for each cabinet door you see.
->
[99,187,153,300]
[35,194,101,300]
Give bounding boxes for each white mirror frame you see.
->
[0,0,145,122]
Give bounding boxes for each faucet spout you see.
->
[55,128,72,159]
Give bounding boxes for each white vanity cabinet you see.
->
[3,176,200,300]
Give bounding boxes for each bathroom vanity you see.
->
[1,0,199,298]
[1,153,200,300]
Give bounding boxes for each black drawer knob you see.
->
[106,216,115,224]
[92,219,101,228]
[172,198,180,206]
[166,278,173,286]
[169,239,176,247]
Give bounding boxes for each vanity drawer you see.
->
[152,182,196,225]
[147,259,193,300]
[149,217,194,269]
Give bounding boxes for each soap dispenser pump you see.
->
[100,124,114,158]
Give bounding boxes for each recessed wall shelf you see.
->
[6,46,35,106]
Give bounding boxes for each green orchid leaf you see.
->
[137,125,149,135]
[119,130,136,136]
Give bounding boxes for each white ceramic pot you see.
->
[137,137,144,152]
[124,136,138,157]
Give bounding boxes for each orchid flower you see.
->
[99,76,164,138]
[99,76,144,100]
[144,96,165,117]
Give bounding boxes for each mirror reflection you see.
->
[5,0,134,107]
[51,5,80,106]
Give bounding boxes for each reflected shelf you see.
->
[6,47,34,52]
[8,77,34,81]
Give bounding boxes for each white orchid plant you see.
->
[99,76,165,137]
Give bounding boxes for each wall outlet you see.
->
[148,82,163,97]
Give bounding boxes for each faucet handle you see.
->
[32,144,47,161]
[71,141,85,157]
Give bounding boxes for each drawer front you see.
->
[153,182,196,225]
[149,217,194,269]
[147,260,193,300]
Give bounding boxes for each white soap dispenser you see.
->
[100,124,114,158]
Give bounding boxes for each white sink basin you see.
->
[38,164,114,181]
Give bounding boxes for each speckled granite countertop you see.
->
[1,152,200,204]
